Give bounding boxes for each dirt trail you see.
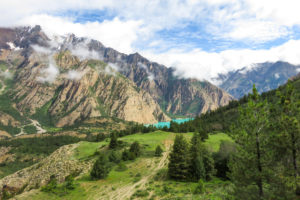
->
[106,140,173,200]
[15,119,46,137]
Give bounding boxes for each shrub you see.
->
[155,145,163,157]
[109,151,121,164]
[193,179,205,194]
[90,154,112,180]
[129,142,141,157]
[23,125,38,134]
[115,162,128,172]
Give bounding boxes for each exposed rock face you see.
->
[11,51,170,126]
[216,61,300,99]
[0,25,233,129]
[0,112,20,127]
[73,37,234,116]
[0,143,91,197]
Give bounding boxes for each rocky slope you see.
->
[215,61,300,99]
[76,37,233,116]
[0,143,92,197]
[0,25,232,132]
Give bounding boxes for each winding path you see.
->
[106,140,173,200]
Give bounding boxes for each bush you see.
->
[95,133,106,142]
[122,149,136,161]
[23,125,38,134]
[155,145,163,157]
[115,162,128,172]
[109,132,118,149]
[41,175,58,192]
[109,151,121,164]
[90,154,112,180]
[129,142,141,157]
[193,179,205,194]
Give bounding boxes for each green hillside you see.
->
[12,131,232,200]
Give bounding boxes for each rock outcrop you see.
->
[0,143,91,197]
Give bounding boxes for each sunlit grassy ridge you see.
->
[17,131,233,200]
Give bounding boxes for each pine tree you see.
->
[229,85,272,200]
[90,154,111,179]
[272,81,300,197]
[168,134,189,181]
[155,145,163,157]
[189,133,206,181]
[129,141,141,157]
[109,132,118,149]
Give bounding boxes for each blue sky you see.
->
[1,0,300,82]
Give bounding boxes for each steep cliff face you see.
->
[0,25,232,130]
[9,50,170,126]
[71,37,234,116]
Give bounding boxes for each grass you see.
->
[204,133,233,152]
[73,141,108,160]
[185,132,232,152]
[119,131,173,151]
[15,131,233,200]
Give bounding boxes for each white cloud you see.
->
[0,71,13,79]
[142,39,300,83]
[19,14,143,54]
[1,0,300,84]
[65,70,85,80]
[37,59,59,83]
[138,62,155,81]
[70,44,103,61]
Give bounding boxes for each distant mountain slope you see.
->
[0,25,232,134]
[216,61,300,99]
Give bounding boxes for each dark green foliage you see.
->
[189,133,206,181]
[269,81,300,197]
[115,162,128,172]
[90,154,112,180]
[168,135,189,181]
[108,151,121,164]
[95,133,106,142]
[132,189,149,198]
[41,174,76,196]
[129,142,141,157]
[23,125,37,134]
[229,85,273,199]
[121,149,129,161]
[0,92,27,124]
[41,175,58,193]
[122,149,136,161]
[0,122,21,135]
[213,140,236,179]
[193,179,205,194]
[0,136,81,155]
[109,132,118,149]
[155,145,163,157]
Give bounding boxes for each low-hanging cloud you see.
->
[37,59,59,83]
[65,70,86,80]
[142,39,300,84]
[137,62,155,81]
[70,45,103,61]
[0,71,13,79]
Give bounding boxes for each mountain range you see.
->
[215,61,300,98]
[0,25,233,137]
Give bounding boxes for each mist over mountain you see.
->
[0,25,233,137]
[215,61,300,99]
